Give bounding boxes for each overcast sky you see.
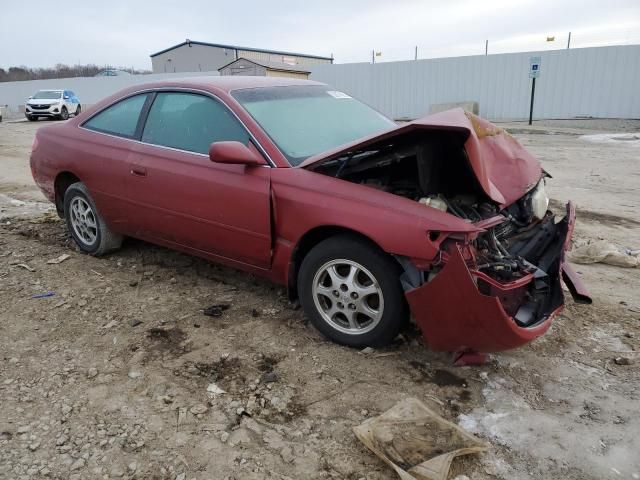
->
[1,0,639,69]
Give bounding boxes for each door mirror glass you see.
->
[209,141,265,166]
[63,95,70,99]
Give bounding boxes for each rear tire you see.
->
[75,105,82,116]
[63,182,123,256]
[59,107,69,120]
[298,235,408,347]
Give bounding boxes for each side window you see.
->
[84,94,149,138]
[141,92,249,155]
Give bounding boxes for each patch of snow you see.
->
[459,368,640,479]
[579,133,640,146]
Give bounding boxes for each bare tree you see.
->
[0,64,151,82]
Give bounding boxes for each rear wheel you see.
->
[75,105,81,116]
[59,107,69,120]
[298,235,408,347]
[63,182,123,256]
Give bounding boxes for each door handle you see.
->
[130,166,147,177]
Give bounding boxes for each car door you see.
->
[68,90,79,110]
[62,90,71,111]
[127,90,272,269]
[80,92,153,232]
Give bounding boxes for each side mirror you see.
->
[209,141,266,166]
[63,95,70,99]
[28,96,33,100]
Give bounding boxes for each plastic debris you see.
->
[14,263,35,272]
[569,240,639,268]
[354,397,488,480]
[453,350,488,366]
[32,291,55,299]
[206,383,226,396]
[47,254,71,264]
[203,304,231,317]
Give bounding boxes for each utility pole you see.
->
[372,49,375,64]
[414,46,418,60]
[485,39,488,56]
[567,32,571,49]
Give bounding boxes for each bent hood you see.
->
[301,108,542,206]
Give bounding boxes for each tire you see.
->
[63,182,123,256]
[298,235,408,347]
[75,105,82,116]
[59,107,69,120]
[26,115,37,121]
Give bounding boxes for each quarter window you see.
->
[84,94,149,138]
[141,92,249,155]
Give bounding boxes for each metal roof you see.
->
[150,40,332,61]
[218,58,311,74]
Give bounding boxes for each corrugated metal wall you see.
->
[309,45,640,120]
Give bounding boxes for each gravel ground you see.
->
[0,119,639,480]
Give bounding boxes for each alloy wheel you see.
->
[312,259,384,335]
[69,197,98,246]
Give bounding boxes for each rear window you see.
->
[84,94,149,138]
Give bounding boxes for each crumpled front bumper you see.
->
[405,202,591,353]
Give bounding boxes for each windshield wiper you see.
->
[335,150,378,178]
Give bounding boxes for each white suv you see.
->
[25,90,81,121]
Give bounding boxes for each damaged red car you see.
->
[30,77,590,353]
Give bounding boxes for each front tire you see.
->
[298,235,408,347]
[63,182,123,256]
[59,107,69,120]
[26,115,37,121]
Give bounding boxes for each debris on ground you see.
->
[353,397,488,480]
[46,253,71,264]
[203,304,231,317]
[569,240,639,267]
[31,291,55,299]
[206,383,226,397]
[13,262,35,272]
[614,356,633,366]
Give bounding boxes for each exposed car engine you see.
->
[312,131,562,327]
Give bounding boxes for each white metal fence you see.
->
[0,71,219,117]
[1,45,638,121]
[309,45,640,121]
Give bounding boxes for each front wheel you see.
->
[64,182,123,256]
[26,115,37,121]
[59,107,69,120]
[298,235,408,347]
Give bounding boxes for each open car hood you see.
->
[300,108,542,206]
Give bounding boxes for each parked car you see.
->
[29,77,590,352]
[26,89,81,121]
[94,69,131,77]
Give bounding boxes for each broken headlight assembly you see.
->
[526,179,549,221]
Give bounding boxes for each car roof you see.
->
[138,75,326,93]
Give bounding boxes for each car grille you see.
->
[30,104,51,110]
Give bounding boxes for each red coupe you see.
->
[30,77,590,352]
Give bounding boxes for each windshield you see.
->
[32,90,62,100]
[232,85,395,166]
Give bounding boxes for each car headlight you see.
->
[530,180,549,220]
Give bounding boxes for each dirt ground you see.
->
[0,118,639,480]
